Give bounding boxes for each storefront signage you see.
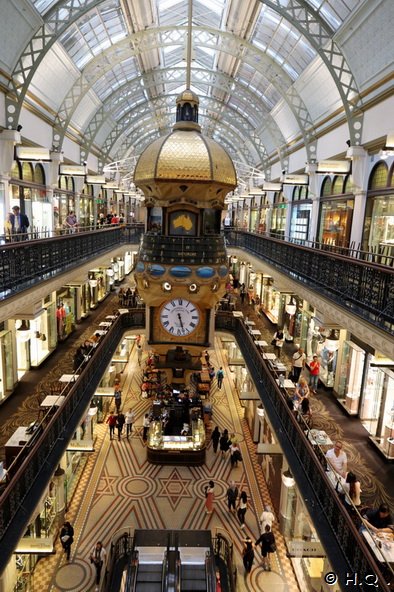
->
[86,175,106,184]
[15,537,54,553]
[317,160,351,174]
[283,174,309,186]
[263,182,283,191]
[66,440,94,452]
[16,146,51,161]
[288,540,324,557]
[59,164,85,176]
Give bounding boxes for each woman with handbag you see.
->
[255,524,276,571]
[90,540,107,591]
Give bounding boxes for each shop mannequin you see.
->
[56,304,66,337]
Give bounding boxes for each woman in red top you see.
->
[309,354,320,393]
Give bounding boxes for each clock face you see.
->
[160,298,200,336]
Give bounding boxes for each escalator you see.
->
[134,562,163,591]
[181,564,207,591]
[106,529,235,592]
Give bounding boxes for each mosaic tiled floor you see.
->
[32,335,300,592]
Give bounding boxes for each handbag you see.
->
[61,535,70,544]
[269,542,277,553]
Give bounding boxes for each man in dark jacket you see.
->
[10,206,30,239]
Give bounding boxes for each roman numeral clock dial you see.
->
[160,298,200,336]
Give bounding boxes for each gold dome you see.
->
[134,129,237,205]
[134,89,236,206]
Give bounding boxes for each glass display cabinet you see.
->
[147,418,206,465]
[336,341,366,414]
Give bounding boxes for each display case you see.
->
[336,341,366,415]
[147,418,206,465]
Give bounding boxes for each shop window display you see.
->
[337,341,366,414]
[318,199,354,247]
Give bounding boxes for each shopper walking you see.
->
[106,411,117,440]
[272,329,284,359]
[142,413,150,442]
[260,505,275,533]
[291,346,306,383]
[237,491,248,529]
[309,354,320,393]
[204,480,215,514]
[230,442,242,468]
[255,525,276,571]
[60,521,74,561]
[226,481,238,513]
[219,429,230,456]
[125,408,135,438]
[211,426,221,453]
[113,384,122,413]
[242,536,255,574]
[116,411,125,441]
[216,367,224,389]
[89,541,107,590]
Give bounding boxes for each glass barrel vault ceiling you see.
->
[4,0,388,172]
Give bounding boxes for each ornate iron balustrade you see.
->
[0,310,145,574]
[216,313,391,591]
[139,234,227,265]
[224,229,394,336]
[0,225,144,301]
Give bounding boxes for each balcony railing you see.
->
[0,224,144,301]
[225,229,394,336]
[215,313,392,591]
[0,310,145,573]
[139,234,227,265]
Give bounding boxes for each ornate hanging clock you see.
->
[160,298,200,336]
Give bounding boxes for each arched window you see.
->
[292,187,300,201]
[368,161,388,190]
[67,177,75,192]
[34,163,45,185]
[343,174,354,194]
[11,161,21,179]
[332,176,344,195]
[22,162,34,182]
[300,186,308,199]
[321,176,332,196]
[59,176,68,190]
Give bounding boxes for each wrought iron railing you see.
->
[0,310,145,574]
[0,224,144,300]
[139,234,227,265]
[216,312,391,591]
[224,229,394,336]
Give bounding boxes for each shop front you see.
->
[0,329,17,402]
[88,268,108,308]
[55,289,76,341]
[14,302,57,374]
[65,281,91,320]
[289,197,312,242]
[10,161,52,236]
[270,199,287,239]
[362,160,394,257]
[54,176,75,231]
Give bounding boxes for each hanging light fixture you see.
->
[325,329,340,351]
[282,469,295,488]
[17,319,31,342]
[285,296,297,316]
[106,267,114,277]
[256,404,265,417]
